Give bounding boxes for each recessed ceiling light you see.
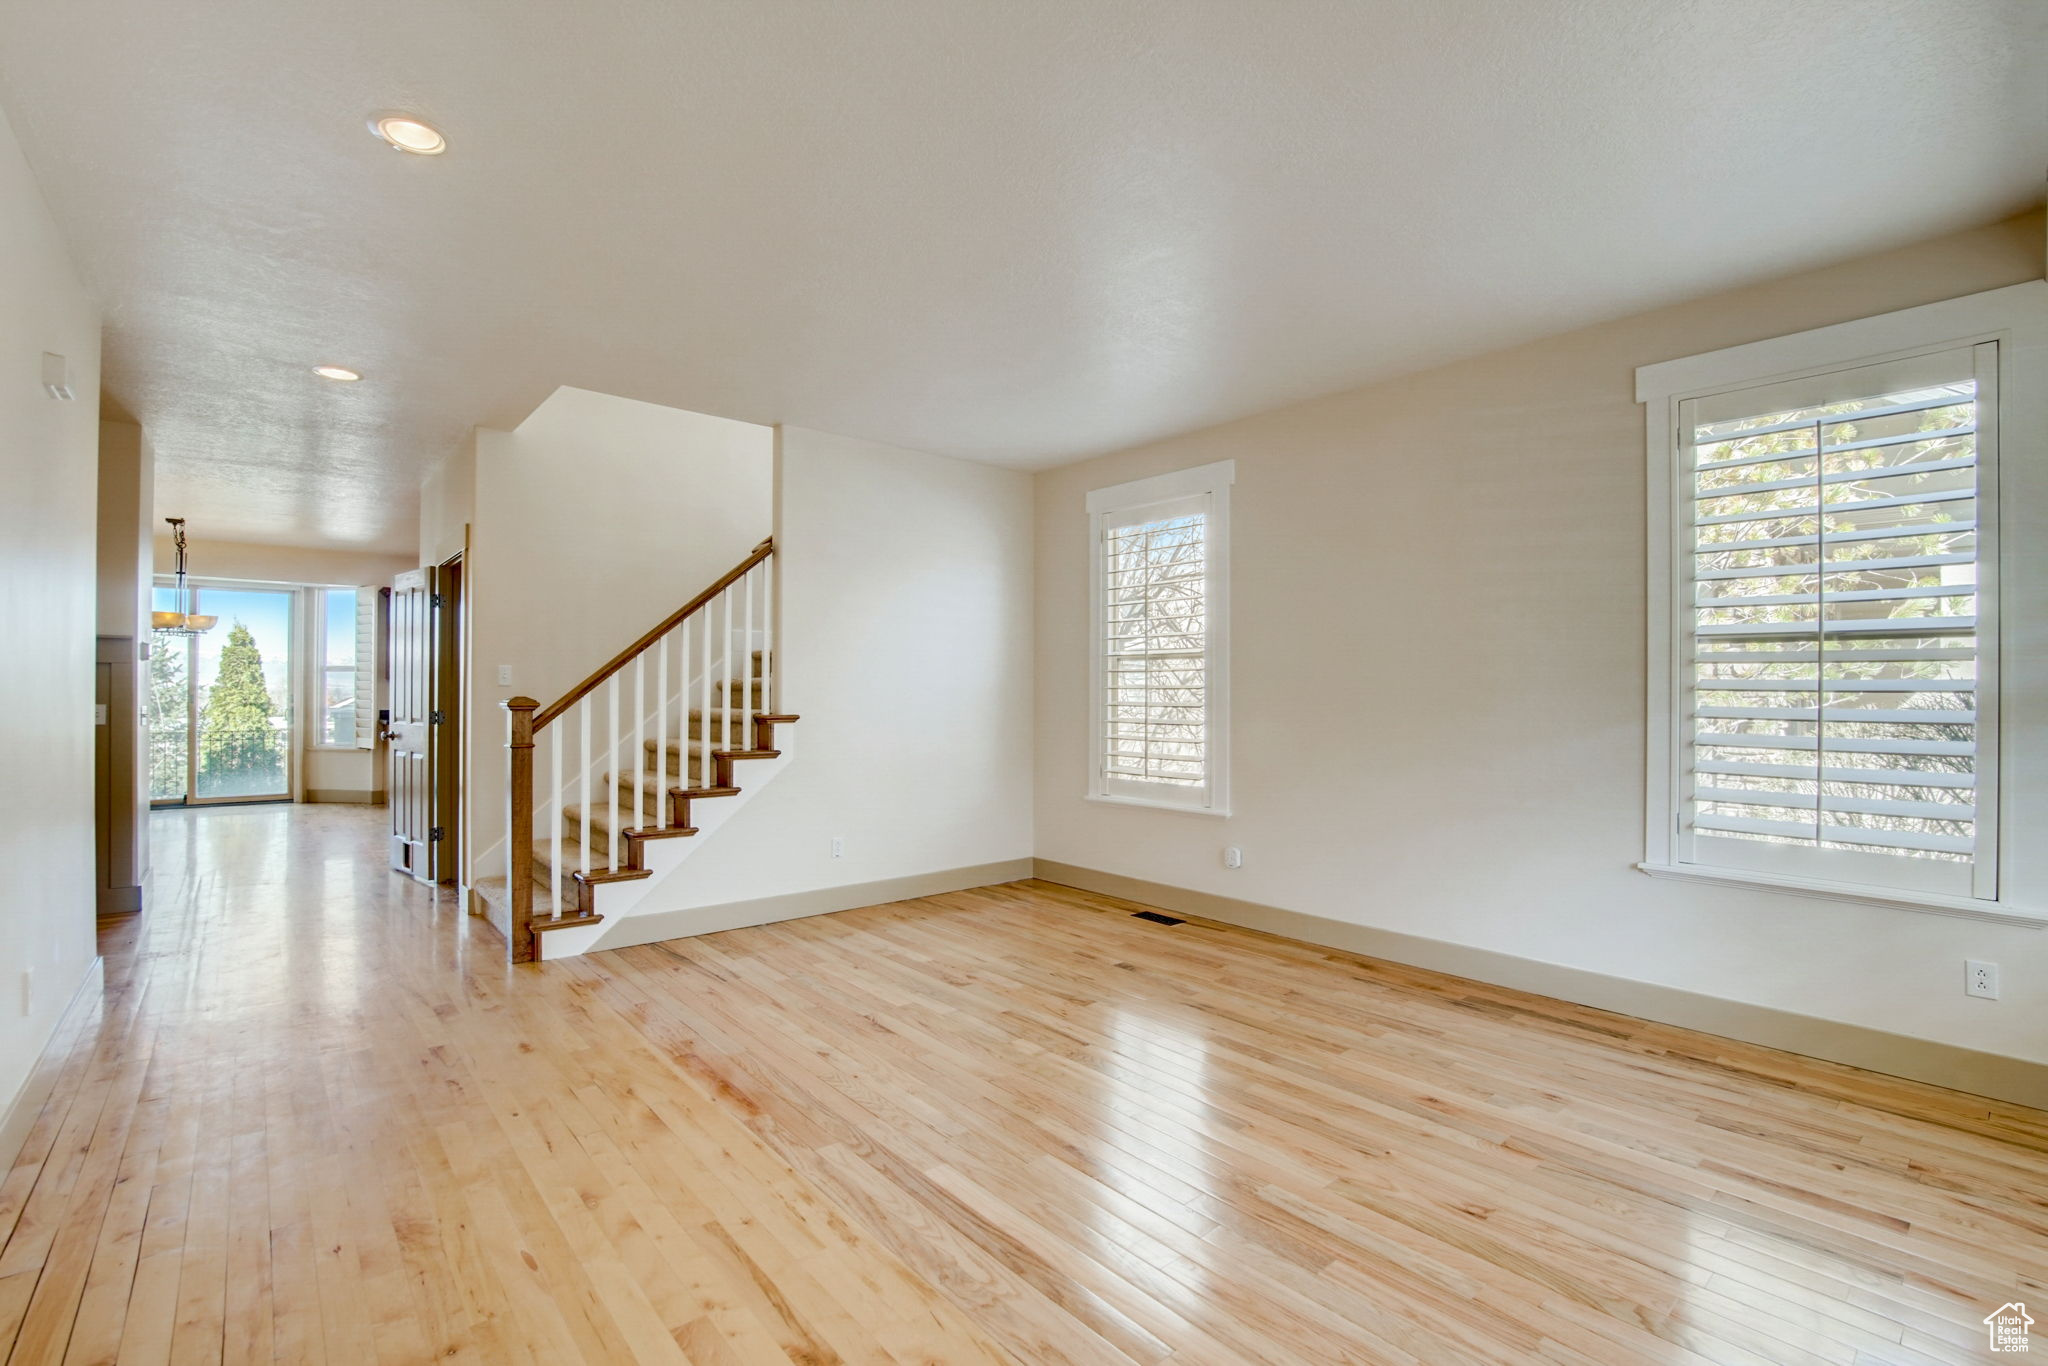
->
[369,113,446,155]
[313,365,362,382]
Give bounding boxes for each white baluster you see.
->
[699,609,712,788]
[763,551,776,717]
[550,720,563,920]
[655,629,668,828]
[688,614,696,794]
[578,699,591,877]
[606,674,620,869]
[633,654,646,836]
[729,581,745,778]
[742,566,755,750]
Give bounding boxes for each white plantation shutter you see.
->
[1105,499,1208,786]
[1677,343,1998,898]
[1088,462,1233,812]
[354,586,378,750]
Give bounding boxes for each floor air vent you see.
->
[1131,911,1185,926]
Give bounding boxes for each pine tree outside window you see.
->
[199,620,289,798]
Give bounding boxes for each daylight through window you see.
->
[1678,344,1995,898]
[1088,461,1232,812]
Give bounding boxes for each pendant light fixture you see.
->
[152,518,218,635]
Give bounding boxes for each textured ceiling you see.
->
[0,0,2042,554]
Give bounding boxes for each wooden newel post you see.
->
[503,697,540,964]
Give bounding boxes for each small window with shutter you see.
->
[313,587,378,750]
[1087,461,1233,813]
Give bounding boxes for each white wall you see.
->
[1034,209,2048,1068]
[594,425,1034,928]
[0,102,102,1129]
[152,536,413,589]
[98,421,152,639]
[466,388,774,862]
[96,421,153,904]
[419,440,474,568]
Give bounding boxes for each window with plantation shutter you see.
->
[311,587,372,749]
[1679,345,1995,898]
[1638,282,2048,922]
[1088,461,1233,813]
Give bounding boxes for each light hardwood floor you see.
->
[1,804,2043,1364]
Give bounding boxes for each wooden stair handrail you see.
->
[533,538,773,732]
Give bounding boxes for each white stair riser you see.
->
[538,742,794,959]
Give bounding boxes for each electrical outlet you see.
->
[497,664,513,687]
[830,836,844,859]
[1966,959,2000,1000]
[1222,846,1243,869]
[18,969,31,1017]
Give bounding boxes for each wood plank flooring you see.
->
[1,803,2043,1364]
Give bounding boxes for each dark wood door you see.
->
[387,568,436,879]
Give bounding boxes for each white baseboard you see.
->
[1033,860,2048,1111]
[0,957,106,1171]
[586,859,1037,953]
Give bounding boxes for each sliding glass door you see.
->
[149,584,296,804]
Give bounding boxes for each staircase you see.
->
[474,538,796,962]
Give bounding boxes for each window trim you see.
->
[1086,460,1234,816]
[1637,280,2047,925]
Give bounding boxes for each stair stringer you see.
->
[535,736,795,960]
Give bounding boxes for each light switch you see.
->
[41,353,75,401]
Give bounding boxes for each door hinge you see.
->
[430,827,445,841]
[430,710,446,724]
[431,593,444,608]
